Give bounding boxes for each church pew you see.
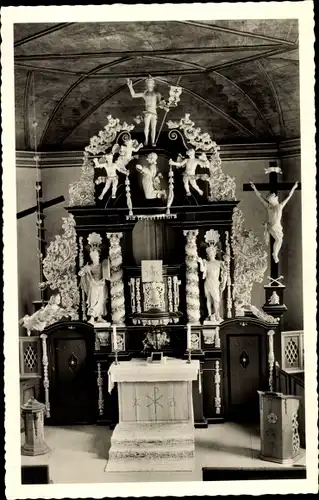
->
[202,466,306,481]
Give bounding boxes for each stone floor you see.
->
[21,422,306,483]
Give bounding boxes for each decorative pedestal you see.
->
[258,391,301,464]
[106,358,199,472]
[21,397,50,456]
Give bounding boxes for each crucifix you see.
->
[243,161,301,283]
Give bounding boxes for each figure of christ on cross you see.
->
[243,161,301,279]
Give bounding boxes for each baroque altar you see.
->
[23,75,286,428]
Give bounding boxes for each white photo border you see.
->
[2,2,317,498]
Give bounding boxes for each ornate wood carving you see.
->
[40,333,50,418]
[183,229,200,324]
[106,232,126,325]
[97,362,104,416]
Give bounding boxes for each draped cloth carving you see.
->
[42,215,80,319]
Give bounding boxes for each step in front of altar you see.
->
[105,422,195,472]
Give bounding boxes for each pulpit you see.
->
[105,358,199,472]
[258,391,302,464]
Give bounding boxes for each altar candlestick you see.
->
[112,325,118,351]
[187,324,192,351]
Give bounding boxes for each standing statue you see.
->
[136,152,167,200]
[127,76,161,147]
[198,245,227,324]
[79,234,110,324]
[169,149,210,196]
[250,181,299,263]
[94,152,129,200]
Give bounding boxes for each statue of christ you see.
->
[127,76,161,147]
[250,181,298,263]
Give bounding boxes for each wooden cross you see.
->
[243,161,301,280]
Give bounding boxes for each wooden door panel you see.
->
[227,334,261,420]
[50,334,94,424]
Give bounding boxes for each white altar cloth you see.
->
[105,358,199,472]
[108,358,200,393]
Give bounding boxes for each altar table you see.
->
[105,358,200,472]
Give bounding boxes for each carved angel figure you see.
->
[19,294,70,335]
[79,246,110,324]
[136,152,167,200]
[250,181,298,263]
[113,138,143,170]
[127,76,161,146]
[169,149,210,196]
[198,245,227,323]
[94,152,128,200]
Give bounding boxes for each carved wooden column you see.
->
[268,329,275,391]
[40,333,50,418]
[183,230,200,324]
[106,232,125,325]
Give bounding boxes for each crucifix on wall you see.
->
[243,160,301,287]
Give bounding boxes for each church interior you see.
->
[15,19,306,483]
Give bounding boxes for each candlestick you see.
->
[114,349,119,365]
[112,325,118,352]
[187,324,192,351]
[187,349,192,364]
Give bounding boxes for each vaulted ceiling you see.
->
[14,20,299,152]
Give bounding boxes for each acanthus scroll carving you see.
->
[231,207,267,316]
[41,214,80,320]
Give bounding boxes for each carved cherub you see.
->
[19,294,69,334]
[94,152,128,200]
[169,149,210,196]
[113,138,143,170]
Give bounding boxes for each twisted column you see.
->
[183,229,200,324]
[106,232,125,325]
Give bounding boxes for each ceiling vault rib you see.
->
[255,61,285,138]
[60,76,255,146]
[205,45,297,73]
[59,80,143,144]
[152,77,256,138]
[38,57,133,149]
[16,46,296,81]
[14,44,281,61]
[23,71,33,150]
[181,87,256,138]
[212,70,275,137]
[14,23,74,48]
[140,54,204,70]
[15,63,82,76]
[177,21,296,46]
[136,54,274,136]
